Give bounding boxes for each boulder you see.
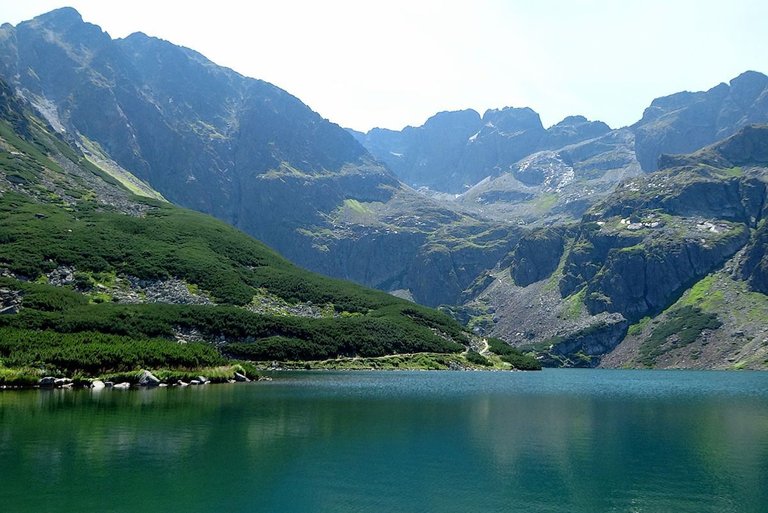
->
[91,380,106,389]
[39,376,56,387]
[138,370,161,387]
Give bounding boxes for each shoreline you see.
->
[0,351,539,390]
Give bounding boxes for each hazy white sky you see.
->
[2,1,767,131]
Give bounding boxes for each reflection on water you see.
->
[1,370,767,513]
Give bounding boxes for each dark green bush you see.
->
[488,337,542,370]
[0,327,225,375]
[465,350,491,366]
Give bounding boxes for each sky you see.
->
[2,1,767,132]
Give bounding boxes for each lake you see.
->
[1,369,767,512]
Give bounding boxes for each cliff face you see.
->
[738,220,768,294]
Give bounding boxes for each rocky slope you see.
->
[461,126,768,369]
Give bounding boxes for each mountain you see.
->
[633,71,768,171]
[0,7,401,263]
[0,75,502,385]
[353,109,612,194]
[459,125,768,369]
[355,72,768,228]
[0,8,523,309]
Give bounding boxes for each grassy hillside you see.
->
[0,82,471,384]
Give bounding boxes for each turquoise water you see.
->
[1,369,767,512]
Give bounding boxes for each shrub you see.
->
[465,350,491,366]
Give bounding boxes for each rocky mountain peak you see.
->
[422,109,481,131]
[30,7,84,27]
[633,72,768,171]
[0,8,395,265]
[728,70,768,107]
[482,106,543,133]
[554,115,588,125]
[23,6,110,47]
[544,115,611,148]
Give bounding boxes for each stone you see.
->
[39,376,56,387]
[91,380,105,389]
[138,370,161,387]
[113,382,130,389]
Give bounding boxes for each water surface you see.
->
[1,369,767,512]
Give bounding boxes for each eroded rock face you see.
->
[580,228,749,321]
[738,221,768,294]
[541,316,629,368]
[506,228,568,287]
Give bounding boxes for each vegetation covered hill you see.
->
[0,78,541,385]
